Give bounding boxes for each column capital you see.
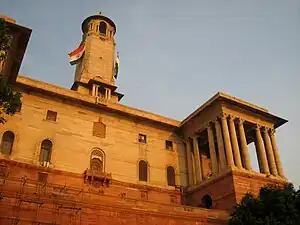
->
[228,114,236,121]
[237,118,245,124]
[262,127,270,133]
[191,135,199,140]
[220,112,228,119]
[270,128,276,135]
[207,121,213,129]
[255,124,262,130]
[214,118,220,124]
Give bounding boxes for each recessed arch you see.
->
[39,139,53,163]
[138,160,148,182]
[99,21,107,35]
[0,131,15,155]
[166,166,176,186]
[90,148,105,172]
[201,194,213,209]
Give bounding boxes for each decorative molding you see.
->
[255,124,261,129]
[270,128,276,135]
[228,114,236,120]
[220,112,228,119]
[262,127,270,133]
[237,118,244,124]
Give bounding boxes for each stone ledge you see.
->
[16,76,180,128]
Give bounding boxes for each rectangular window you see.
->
[46,110,57,121]
[165,140,173,150]
[37,172,48,184]
[138,134,147,143]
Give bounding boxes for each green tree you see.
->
[0,18,22,124]
[229,183,300,225]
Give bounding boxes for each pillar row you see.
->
[185,139,194,186]
[207,123,219,175]
[193,137,202,184]
[228,116,242,169]
[220,114,234,168]
[255,125,270,174]
[263,128,278,176]
[237,119,251,170]
[215,119,227,170]
[270,129,284,177]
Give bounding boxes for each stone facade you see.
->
[0,13,289,224]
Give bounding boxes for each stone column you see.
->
[185,139,194,185]
[237,119,251,170]
[92,85,96,96]
[255,125,270,174]
[270,129,284,177]
[215,119,227,170]
[228,116,242,169]
[220,114,234,168]
[207,123,219,175]
[191,153,196,185]
[193,137,202,183]
[262,128,278,176]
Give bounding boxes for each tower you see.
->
[71,13,123,103]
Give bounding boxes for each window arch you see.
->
[201,194,213,209]
[99,22,107,35]
[0,131,15,155]
[167,166,176,186]
[39,139,52,163]
[139,160,148,182]
[90,149,105,172]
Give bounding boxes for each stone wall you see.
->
[186,169,287,211]
[0,88,188,189]
[0,160,228,225]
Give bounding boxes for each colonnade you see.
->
[185,113,284,186]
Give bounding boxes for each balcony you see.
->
[95,95,108,105]
[84,169,112,187]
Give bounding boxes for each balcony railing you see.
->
[95,96,108,105]
[84,169,112,187]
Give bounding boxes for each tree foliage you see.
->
[0,18,11,61]
[0,18,22,123]
[229,183,300,225]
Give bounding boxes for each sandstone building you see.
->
[0,13,288,225]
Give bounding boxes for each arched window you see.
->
[0,131,15,155]
[39,140,52,163]
[99,22,107,35]
[139,160,148,182]
[201,194,213,209]
[90,149,105,172]
[167,166,176,186]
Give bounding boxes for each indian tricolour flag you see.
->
[114,52,120,79]
[68,42,85,65]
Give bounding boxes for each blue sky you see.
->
[1,1,300,186]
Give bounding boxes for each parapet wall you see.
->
[186,169,288,211]
[0,159,228,225]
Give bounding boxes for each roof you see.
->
[81,14,116,34]
[16,76,180,128]
[15,76,287,130]
[180,92,287,128]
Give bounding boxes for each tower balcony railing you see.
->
[95,95,108,105]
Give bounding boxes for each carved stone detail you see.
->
[170,195,177,204]
[140,190,148,200]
